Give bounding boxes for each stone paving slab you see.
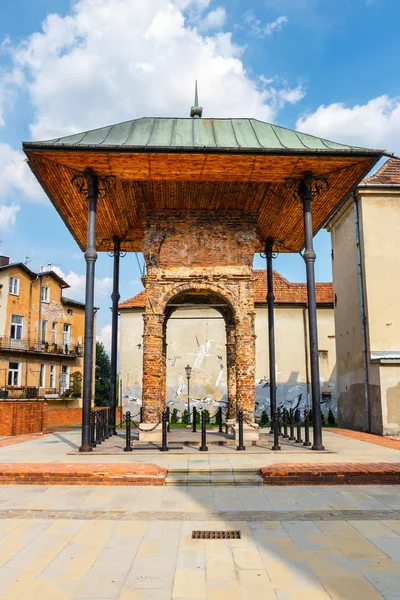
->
[1,430,399,467]
[0,485,399,597]
[0,508,399,521]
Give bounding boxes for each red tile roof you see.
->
[119,270,333,309]
[363,157,400,185]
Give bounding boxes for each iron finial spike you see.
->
[190,80,203,118]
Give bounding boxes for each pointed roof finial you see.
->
[190,80,203,118]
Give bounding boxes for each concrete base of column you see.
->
[139,423,162,442]
[233,423,260,442]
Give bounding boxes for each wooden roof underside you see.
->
[25,149,378,253]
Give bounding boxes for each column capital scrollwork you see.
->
[72,170,116,200]
[285,171,329,203]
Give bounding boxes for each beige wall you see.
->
[328,198,368,430]
[328,186,400,436]
[120,303,337,417]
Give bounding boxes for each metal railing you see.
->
[0,336,83,357]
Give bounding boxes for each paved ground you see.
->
[0,430,399,468]
[0,484,400,599]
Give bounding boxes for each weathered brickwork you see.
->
[0,402,47,436]
[140,210,259,424]
[0,403,122,435]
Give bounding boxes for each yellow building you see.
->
[0,256,93,407]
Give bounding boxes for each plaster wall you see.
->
[359,188,400,435]
[359,191,400,352]
[120,303,337,418]
[329,200,368,430]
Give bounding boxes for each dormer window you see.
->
[41,286,50,302]
[9,277,19,295]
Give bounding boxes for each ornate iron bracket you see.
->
[72,172,116,199]
[99,238,128,257]
[285,171,329,202]
[260,238,280,259]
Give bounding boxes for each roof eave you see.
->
[22,142,388,159]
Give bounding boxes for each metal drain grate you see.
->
[192,530,241,539]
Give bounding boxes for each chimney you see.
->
[0,256,10,267]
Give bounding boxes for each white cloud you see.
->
[97,324,112,353]
[198,7,226,30]
[0,204,20,230]
[296,95,400,152]
[53,267,112,301]
[0,143,45,203]
[3,0,302,140]
[243,11,288,38]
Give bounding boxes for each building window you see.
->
[67,309,73,315]
[50,365,56,388]
[52,322,57,343]
[41,286,50,303]
[8,362,21,386]
[39,364,46,388]
[42,320,47,343]
[9,277,20,296]
[10,315,23,340]
[60,365,70,391]
[63,324,71,349]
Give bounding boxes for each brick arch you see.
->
[159,281,238,324]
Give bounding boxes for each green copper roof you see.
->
[25,117,384,154]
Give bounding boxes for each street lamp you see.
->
[185,364,192,426]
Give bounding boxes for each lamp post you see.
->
[185,364,192,426]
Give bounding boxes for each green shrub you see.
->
[171,408,179,424]
[260,410,270,427]
[328,409,336,426]
[182,409,188,424]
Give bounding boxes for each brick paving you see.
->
[328,428,400,449]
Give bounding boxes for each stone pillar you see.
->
[226,324,237,420]
[140,312,165,441]
[234,313,259,441]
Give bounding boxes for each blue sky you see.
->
[0,0,399,348]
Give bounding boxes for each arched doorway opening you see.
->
[163,289,234,424]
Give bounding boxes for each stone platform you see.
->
[0,428,399,486]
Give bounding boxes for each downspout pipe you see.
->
[353,191,370,432]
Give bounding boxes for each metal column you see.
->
[265,238,277,428]
[79,171,98,452]
[299,172,325,451]
[109,236,120,435]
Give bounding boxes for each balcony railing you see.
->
[0,337,83,357]
[1,386,82,400]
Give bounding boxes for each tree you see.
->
[70,371,82,398]
[171,408,179,424]
[95,341,111,406]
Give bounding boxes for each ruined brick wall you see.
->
[140,210,259,423]
[0,402,48,436]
